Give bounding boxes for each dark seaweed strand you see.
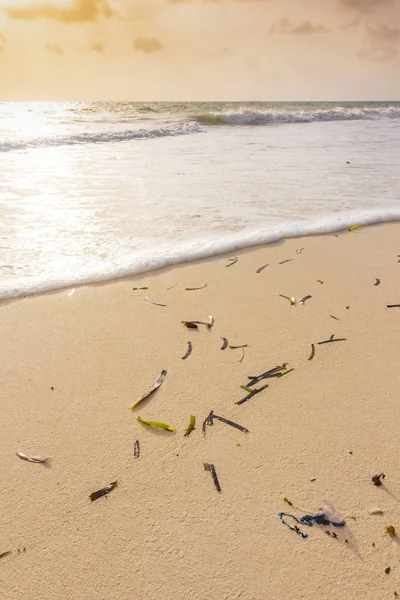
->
[236,383,269,405]
[182,341,193,360]
[89,481,117,502]
[247,364,287,387]
[256,264,269,273]
[204,463,221,492]
[213,414,249,433]
[134,440,140,459]
[202,411,214,435]
[220,337,228,350]
[387,304,400,308]
[318,337,347,345]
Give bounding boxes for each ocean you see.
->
[0,101,399,298]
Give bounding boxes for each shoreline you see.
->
[1,222,400,599]
[2,214,400,302]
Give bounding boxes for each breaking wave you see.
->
[0,121,202,152]
[193,106,400,126]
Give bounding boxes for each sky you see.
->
[0,0,399,100]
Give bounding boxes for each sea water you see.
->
[0,101,399,298]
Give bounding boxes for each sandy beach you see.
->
[1,222,400,600]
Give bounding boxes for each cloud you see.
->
[0,32,4,51]
[46,43,63,54]
[270,18,330,35]
[357,22,400,61]
[133,37,163,53]
[4,0,116,23]
[78,40,105,52]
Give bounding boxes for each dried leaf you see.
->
[132,287,148,290]
[182,320,213,329]
[308,344,315,361]
[204,463,221,492]
[16,452,50,464]
[330,315,340,320]
[185,284,207,291]
[130,370,167,410]
[279,259,293,265]
[374,279,381,286]
[137,416,176,432]
[247,364,287,387]
[229,344,248,350]
[213,414,249,433]
[202,411,214,435]
[317,280,324,284]
[89,481,117,502]
[348,224,360,231]
[280,294,296,305]
[318,335,347,344]
[276,368,294,378]
[387,304,400,308]
[220,337,228,350]
[256,264,269,273]
[184,415,196,437]
[181,341,192,360]
[0,551,12,559]
[236,383,269,405]
[299,295,312,305]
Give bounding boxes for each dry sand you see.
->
[1,223,400,600]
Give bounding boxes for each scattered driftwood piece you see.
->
[247,364,287,387]
[256,264,269,273]
[213,414,249,433]
[318,334,347,345]
[184,415,196,437]
[220,337,228,350]
[185,284,207,291]
[134,440,140,459]
[89,481,117,502]
[144,296,166,307]
[16,452,50,464]
[204,463,221,492]
[236,383,269,405]
[130,370,167,410]
[182,342,192,360]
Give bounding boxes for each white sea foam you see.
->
[0,121,202,152]
[1,209,399,300]
[194,106,400,126]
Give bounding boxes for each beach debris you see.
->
[204,463,221,492]
[220,337,228,350]
[370,509,384,515]
[394,591,398,597]
[346,306,350,310]
[132,287,148,290]
[346,161,351,164]
[130,370,167,410]
[185,284,207,291]
[308,344,315,361]
[184,415,196,437]
[240,385,253,393]
[137,416,175,432]
[299,295,312,305]
[256,263,269,273]
[229,344,248,350]
[372,473,385,486]
[0,551,12,559]
[202,411,214,435]
[277,368,294,378]
[310,478,317,482]
[386,526,396,536]
[89,480,117,502]
[284,497,293,506]
[279,500,345,539]
[240,347,245,363]
[16,452,50,464]
[317,280,324,284]
[348,224,360,231]
[226,257,238,267]
[279,259,293,265]
[236,383,269,405]
[183,321,198,329]
[144,296,166,307]
[374,279,381,286]
[213,414,249,433]
[386,567,392,574]
[387,304,400,308]
[318,334,347,345]
[280,294,296,305]
[167,284,177,290]
[296,248,304,254]
[134,440,140,458]
[330,315,340,320]
[247,364,288,387]
[182,319,213,329]
[67,288,75,297]
[181,341,192,360]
